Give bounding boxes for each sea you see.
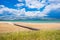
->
[0,20,60,23]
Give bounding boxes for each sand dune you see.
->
[0,23,30,33]
[15,22,60,30]
[0,22,60,33]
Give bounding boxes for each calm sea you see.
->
[0,20,60,23]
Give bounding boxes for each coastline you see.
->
[0,21,60,23]
[0,22,60,33]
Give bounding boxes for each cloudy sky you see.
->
[0,0,60,20]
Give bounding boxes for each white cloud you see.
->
[0,5,22,16]
[25,0,60,9]
[0,5,48,18]
[0,0,60,20]
[0,5,48,19]
[15,3,24,7]
[18,0,23,2]
[25,0,45,8]
[25,11,48,17]
[48,0,60,4]
[49,0,60,2]
[0,5,5,8]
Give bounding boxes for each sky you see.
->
[0,0,60,20]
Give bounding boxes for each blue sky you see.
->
[0,0,60,20]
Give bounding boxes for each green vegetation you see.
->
[0,30,60,40]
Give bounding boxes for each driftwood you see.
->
[14,24,40,31]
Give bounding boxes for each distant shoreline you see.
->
[0,20,60,23]
[0,21,60,24]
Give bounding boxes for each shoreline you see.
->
[0,22,60,33]
[0,21,60,23]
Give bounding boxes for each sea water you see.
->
[0,20,60,23]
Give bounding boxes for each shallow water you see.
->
[0,20,60,23]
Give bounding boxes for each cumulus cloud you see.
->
[0,4,48,18]
[0,5,23,20]
[0,5,5,8]
[0,5,21,16]
[49,0,60,2]
[0,0,60,20]
[18,0,24,2]
[25,0,45,8]
[15,3,24,7]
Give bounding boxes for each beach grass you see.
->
[0,30,60,40]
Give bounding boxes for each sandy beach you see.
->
[0,22,60,33]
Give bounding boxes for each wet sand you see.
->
[0,22,60,33]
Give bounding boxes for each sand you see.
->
[0,22,60,33]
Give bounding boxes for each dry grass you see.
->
[0,30,60,40]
